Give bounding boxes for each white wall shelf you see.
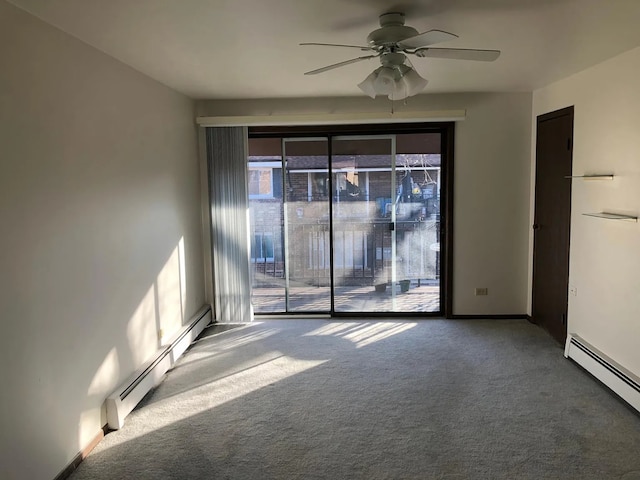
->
[582,212,638,222]
[565,174,614,180]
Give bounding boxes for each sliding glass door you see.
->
[331,136,398,312]
[247,138,331,313]
[248,130,443,315]
[247,137,286,313]
[331,135,441,313]
[283,139,331,312]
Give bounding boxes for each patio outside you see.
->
[252,282,440,313]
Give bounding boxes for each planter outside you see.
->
[375,283,387,293]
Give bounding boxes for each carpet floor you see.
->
[71,319,640,479]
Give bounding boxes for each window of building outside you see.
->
[251,233,274,262]
[248,168,273,198]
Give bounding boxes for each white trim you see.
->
[196,110,466,127]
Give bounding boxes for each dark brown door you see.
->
[532,106,574,345]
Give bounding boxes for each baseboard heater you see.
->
[564,333,640,413]
[106,304,213,430]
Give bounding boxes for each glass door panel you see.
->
[247,138,286,313]
[283,139,331,312]
[332,136,398,313]
[395,133,441,313]
[331,134,441,313]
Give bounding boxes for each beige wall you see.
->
[198,92,533,315]
[532,46,640,375]
[0,2,204,479]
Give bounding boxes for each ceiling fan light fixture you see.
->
[388,82,409,101]
[357,70,379,98]
[359,65,427,100]
[358,66,397,98]
[401,68,428,96]
[372,66,397,95]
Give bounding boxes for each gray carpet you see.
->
[71,319,640,479]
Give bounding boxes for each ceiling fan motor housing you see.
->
[367,12,419,47]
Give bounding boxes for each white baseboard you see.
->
[105,305,212,429]
[565,333,640,413]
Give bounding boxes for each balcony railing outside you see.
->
[251,216,440,288]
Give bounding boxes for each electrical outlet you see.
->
[569,285,577,297]
[475,287,488,296]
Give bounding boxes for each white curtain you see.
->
[205,127,253,323]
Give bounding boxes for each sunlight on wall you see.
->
[78,348,120,449]
[87,348,120,397]
[127,284,158,366]
[77,238,191,456]
[304,322,417,348]
[157,237,186,345]
[127,237,188,364]
[179,237,187,321]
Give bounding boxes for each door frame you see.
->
[249,122,455,318]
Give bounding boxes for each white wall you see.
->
[532,46,640,375]
[0,2,205,479]
[197,93,532,315]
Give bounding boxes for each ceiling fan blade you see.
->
[300,42,375,52]
[398,29,458,49]
[304,55,378,75]
[414,47,501,61]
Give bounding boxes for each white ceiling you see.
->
[9,0,640,99]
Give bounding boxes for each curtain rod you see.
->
[196,110,466,127]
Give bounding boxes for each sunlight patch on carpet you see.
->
[100,353,327,449]
[304,322,417,348]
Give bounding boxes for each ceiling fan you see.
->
[301,12,500,100]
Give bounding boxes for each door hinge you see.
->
[567,138,572,151]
